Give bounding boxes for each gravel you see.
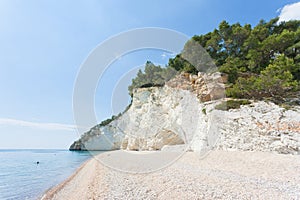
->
[42,150,300,200]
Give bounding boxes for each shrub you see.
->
[128,61,177,96]
[215,99,251,111]
[99,113,121,127]
[226,55,299,101]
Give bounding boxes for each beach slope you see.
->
[42,150,300,199]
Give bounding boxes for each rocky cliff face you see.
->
[71,85,214,151]
[215,101,300,154]
[70,73,300,154]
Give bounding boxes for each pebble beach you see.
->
[42,150,300,200]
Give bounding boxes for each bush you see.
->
[226,55,299,101]
[128,61,177,96]
[215,99,251,111]
[99,113,121,126]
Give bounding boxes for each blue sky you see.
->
[0,0,299,149]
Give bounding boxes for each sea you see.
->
[0,149,102,200]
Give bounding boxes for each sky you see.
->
[0,0,300,149]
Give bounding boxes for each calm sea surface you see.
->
[0,149,101,200]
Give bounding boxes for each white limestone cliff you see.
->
[70,73,300,154]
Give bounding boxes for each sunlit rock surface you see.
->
[70,73,300,154]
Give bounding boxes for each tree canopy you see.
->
[129,18,300,102]
[128,61,177,96]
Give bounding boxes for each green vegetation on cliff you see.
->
[129,18,300,103]
[128,61,177,96]
[215,99,251,111]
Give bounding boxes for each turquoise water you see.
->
[0,149,100,200]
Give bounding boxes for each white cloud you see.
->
[0,118,76,131]
[278,2,300,22]
[161,52,176,59]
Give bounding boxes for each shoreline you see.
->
[41,150,300,199]
[40,158,91,200]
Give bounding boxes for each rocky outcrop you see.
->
[70,72,300,154]
[69,125,124,151]
[70,85,210,151]
[69,140,84,151]
[215,101,300,154]
[166,72,227,102]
